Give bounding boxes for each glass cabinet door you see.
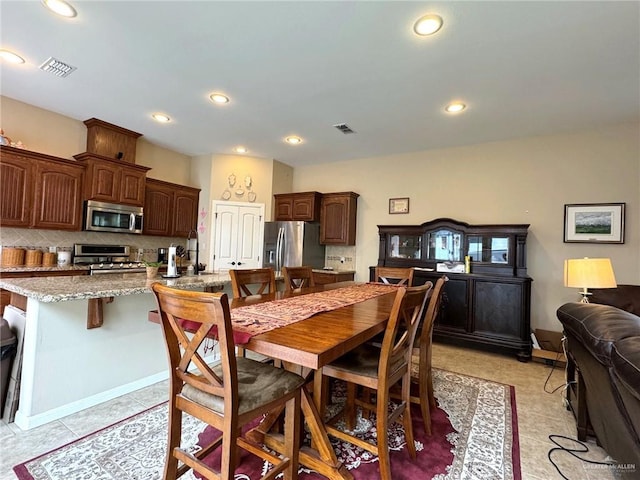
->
[427,229,463,261]
[388,234,422,260]
[467,235,510,264]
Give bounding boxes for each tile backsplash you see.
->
[324,245,356,271]
[1,228,185,262]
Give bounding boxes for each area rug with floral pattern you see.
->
[14,369,521,480]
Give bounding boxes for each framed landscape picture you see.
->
[564,203,625,243]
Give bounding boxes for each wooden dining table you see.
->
[229,281,399,480]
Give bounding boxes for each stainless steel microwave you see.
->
[84,200,144,234]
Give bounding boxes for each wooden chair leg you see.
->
[418,348,433,435]
[376,390,392,480]
[402,376,416,459]
[221,418,239,480]
[164,405,181,479]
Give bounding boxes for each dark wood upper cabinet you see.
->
[274,192,321,221]
[173,188,200,237]
[74,153,150,206]
[0,147,34,227]
[0,146,83,231]
[83,118,142,164]
[144,178,200,237]
[320,192,359,245]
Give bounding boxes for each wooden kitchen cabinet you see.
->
[274,192,321,221]
[83,118,142,164]
[173,187,200,237]
[1,146,84,231]
[143,178,200,237]
[33,160,84,230]
[0,146,34,227]
[74,153,150,206]
[320,192,359,245]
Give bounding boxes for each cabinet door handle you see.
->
[230,261,236,265]
[237,262,243,266]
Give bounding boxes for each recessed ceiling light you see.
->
[209,93,230,104]
[0,50,25,64]
[285,136,302,145]
[413,14,443,36]
[42,0,77,18]
[445,102,466,113]
[152,113,171,123]
[234,146,248,154]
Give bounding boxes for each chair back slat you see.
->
[379,282,431,378]
[151,283,237,401]
[229,268,276,298]
[416,276,449,348]
[375,266,415,286]
[283,266,315,292]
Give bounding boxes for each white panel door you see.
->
[212,201,264,272]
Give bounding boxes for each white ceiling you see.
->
[1,1,639,168]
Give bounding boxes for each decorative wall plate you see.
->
[248,191,257,202]
[222,189,231,200]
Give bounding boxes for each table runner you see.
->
[161,283,398,344]
[229,283,398,342]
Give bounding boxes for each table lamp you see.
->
[564,257,617,303]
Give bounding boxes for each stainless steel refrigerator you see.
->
[263,221,326,273]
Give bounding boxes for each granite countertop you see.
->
[312,269,356,275]
[0,265,90,274]
[0,272,232,303]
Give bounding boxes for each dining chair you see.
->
[282,266,315,292]
[229,268,277,298]
[320,283,431,480]
[229,268,278,359]
[151,283,305,480]
[374,266,415,286]
[409,275,448,435]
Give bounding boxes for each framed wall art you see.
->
[389,197,410,214]
[564,203,625,244]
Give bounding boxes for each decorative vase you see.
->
[146,266,159,278]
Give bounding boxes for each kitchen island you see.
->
[0,273,231,430]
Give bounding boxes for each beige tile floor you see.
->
[0,344,624,480]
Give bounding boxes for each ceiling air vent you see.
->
[39,56,77,78]
[333,123,356,134]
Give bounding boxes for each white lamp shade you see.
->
[564,258,617,289]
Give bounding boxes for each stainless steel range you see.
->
[73,244,146,275]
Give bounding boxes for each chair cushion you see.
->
[182,357,305,415]
[327,343,404,379]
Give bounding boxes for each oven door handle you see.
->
[129,213,135,231]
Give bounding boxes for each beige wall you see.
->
[0,96,192,183]
[292,122,640,332]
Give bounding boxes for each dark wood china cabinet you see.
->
[371,218,532,360]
